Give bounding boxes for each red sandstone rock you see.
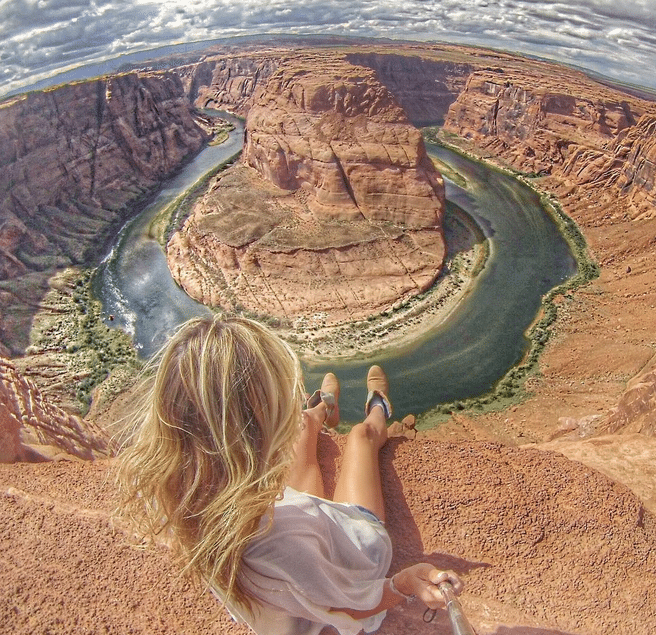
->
[599,369,656,436]
[181,44,656,228]
[168,54,446,323]
[612,114,656,219]
[1,40,656,634]
[345,50,472,126]
[2,439,655,635]
[443,68,656,220]
[243,56,445,227]
[183,55,280,115]
[0,72,209,353]
[0,358,108,462]
[167,165,445,323]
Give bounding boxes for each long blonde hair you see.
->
[115,314,305,612]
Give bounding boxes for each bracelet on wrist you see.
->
[389,574,415,602]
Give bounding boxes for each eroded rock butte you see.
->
[168,55,446,324]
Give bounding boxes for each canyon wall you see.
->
[345,51,472,126]
[442,68,656,220]
[179,46,655,223]
[0,72,209,354]
[3,45,656,635]
[179,48,473,125]
[611,113,656,219]
[181,55,279,115]
[2,41,655,418]
[167,55,446,324]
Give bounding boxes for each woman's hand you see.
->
[392,563,464,609]
[332,563,464,621]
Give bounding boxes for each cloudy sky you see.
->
[2,0,656,97]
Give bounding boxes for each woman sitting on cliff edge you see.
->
[116,314,463,634]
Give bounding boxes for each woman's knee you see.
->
[347,421,380,445]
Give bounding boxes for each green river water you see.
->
[95,128,577,423]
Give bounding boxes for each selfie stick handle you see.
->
[437,581,477,635]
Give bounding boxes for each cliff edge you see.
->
[0,357,108,462]
[442,66,656,221]
[0,72,209,354]
[1,436,654,635]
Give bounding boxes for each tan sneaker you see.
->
[307,372,340,428]
[365,365,392,419]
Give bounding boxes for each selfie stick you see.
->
[437,581,477,635]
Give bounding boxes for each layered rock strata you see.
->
[181,44,656,224]
[2,41,656,634]
[346,51,472,125]
[183,48,473,126]
[0,72,209,354]
[599,368,656,436]
[0,358,108,462]
[183,55,279,115]
[611,114,656,219]
[243,57,445,225]
[443,68,656,220]
[168,56,446,323]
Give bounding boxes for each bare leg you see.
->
[286,402,326,498]
[332,405,388,522]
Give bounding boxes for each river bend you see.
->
[94,128,576,422]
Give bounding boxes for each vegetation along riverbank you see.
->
[417,128,600,429]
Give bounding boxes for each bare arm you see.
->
[331,564,464,620]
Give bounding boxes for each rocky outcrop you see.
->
[602,368,656,436]
[564,368,656,438]
[346,51,472,126]
[0,72,209,354]
[537,433,656,516]
[612,114,656,219]
[167,55,446,323]
[443,68,656,220]
[182,55,279,115]
[168,165,445,322]
[180,45,656,226]
[0,358,108,462]
[243,57,444,226]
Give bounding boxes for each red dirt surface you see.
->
[2,435,654,635]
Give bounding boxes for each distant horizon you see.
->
[7,32,656,102]
[2,1,655,98]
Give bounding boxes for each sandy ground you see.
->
[2,434,655,635]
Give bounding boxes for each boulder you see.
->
[0,358,109,462]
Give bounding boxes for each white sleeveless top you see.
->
[218,487,393,635]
